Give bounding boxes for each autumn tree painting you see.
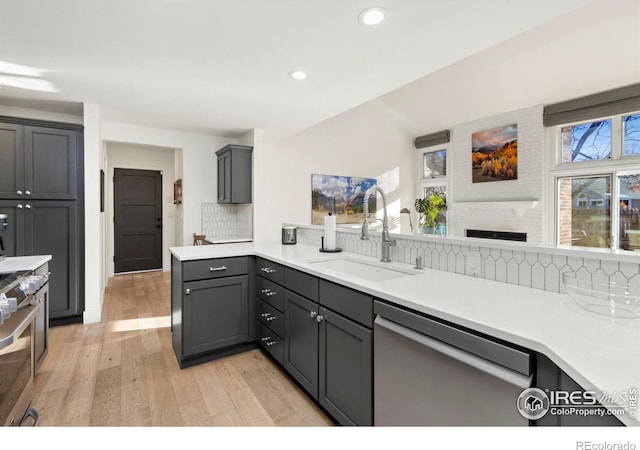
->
[471,124,518,183]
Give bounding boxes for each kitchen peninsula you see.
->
[170,241,639,427]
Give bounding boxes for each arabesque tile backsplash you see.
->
[292,225,640,294]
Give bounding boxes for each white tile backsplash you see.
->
[201,203,253,240]
[291,224,640,295]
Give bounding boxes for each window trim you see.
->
[416,142,450,233]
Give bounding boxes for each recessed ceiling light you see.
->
[289,70,307,80]
[358,7,386,26]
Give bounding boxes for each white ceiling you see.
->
[0,0,594,141]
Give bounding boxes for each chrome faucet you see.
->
[361,186,396,262]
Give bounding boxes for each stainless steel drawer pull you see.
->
[261,312,271,318]
[316,315,324,323]
[309,311,317,318]
[16,190,23,195]
[266,316,276,322]
[209,266,227,272]
[261,267,276,274]
[261,289,270,294]
[261,336,271,341]
[185,288,191,295]
[261,289,276,296]
[266,341,276,347]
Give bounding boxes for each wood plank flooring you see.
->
[32,271,334,427]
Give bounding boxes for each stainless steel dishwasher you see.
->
[374,301,532,426]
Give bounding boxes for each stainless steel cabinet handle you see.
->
[17,204,23,209]
[261,312,271,318]
[261,336,271,341]
[266,292,275,297]
[25,204,31,209]
[16,190,23,195]
[261,267,276,274]
[316,315,324,323]
[266,316,276,322]
[309,311,317,318]
[261,289,270,294]
[261,289,276,297]
[266,341,276,347]
[209,266,227,272]
[25,190,31,196]
[185,288,191,295]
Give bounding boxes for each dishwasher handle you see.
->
[375,316,532,390]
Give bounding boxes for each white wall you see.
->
[83,102,104,324]
[254,1,640,245]
[255,99,415,243]
[106,142,176,276]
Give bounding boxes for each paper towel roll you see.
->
[324,214,337,250]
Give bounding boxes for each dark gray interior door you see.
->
[114,168,162,273]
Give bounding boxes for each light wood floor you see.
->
[32,271,334,427]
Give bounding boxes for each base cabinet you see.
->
[318,306,372,426]
[279,266,373,426]
[171,256,255,368]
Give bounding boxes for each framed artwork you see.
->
[471,124,518,183]
[311,174,377,225]
[174,179,182,204]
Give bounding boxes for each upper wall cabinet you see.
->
[215,144,253,204]
[0,122,79,200]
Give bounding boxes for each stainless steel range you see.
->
[0,271,47,426]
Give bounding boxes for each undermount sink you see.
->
[307,257,419,281]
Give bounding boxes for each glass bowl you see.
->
[562,272,640,319]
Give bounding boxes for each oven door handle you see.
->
[0,302,41,351]
[17,406,40,426]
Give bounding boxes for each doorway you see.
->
[113,168,163,273]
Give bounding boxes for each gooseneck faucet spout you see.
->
[361,186,396,262]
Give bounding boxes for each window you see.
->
[553,111,640,251]
[422,148,446,178]
[416,144,448,234]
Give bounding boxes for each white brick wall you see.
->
[450,105,544,244]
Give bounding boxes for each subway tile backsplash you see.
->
[292,225,640,294]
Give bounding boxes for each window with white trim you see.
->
[552,112,640,251]
[416,144,448,233]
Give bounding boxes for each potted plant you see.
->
[414,191,447,235]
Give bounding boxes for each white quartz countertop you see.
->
[170,242,640,426]
[0,255,51,273]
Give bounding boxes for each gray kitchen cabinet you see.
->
[215,144,252,204]
[0,117,84,326]
[171,255,256,368]
[256,258,286,364]
[279,265,373,426]
[0,200,81,322]
[318,305,373,426]
[0,122,79,200]
[284,289,319,397]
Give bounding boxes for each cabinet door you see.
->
[0,123,24,199]
[24,126,78,200]
[183,275,249,357]
[318,306,372,426]
[284,290,319,398]
[0,201,26,256]
[24,201,80,320]
[217,151,231,203]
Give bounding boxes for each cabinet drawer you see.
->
[257,276,284,312]
[319,280,373,328]
[284,267,319,301]
[256,257,284,285]
[257,321,283,365]
[183,257,247,281]
[257,299,284,338]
